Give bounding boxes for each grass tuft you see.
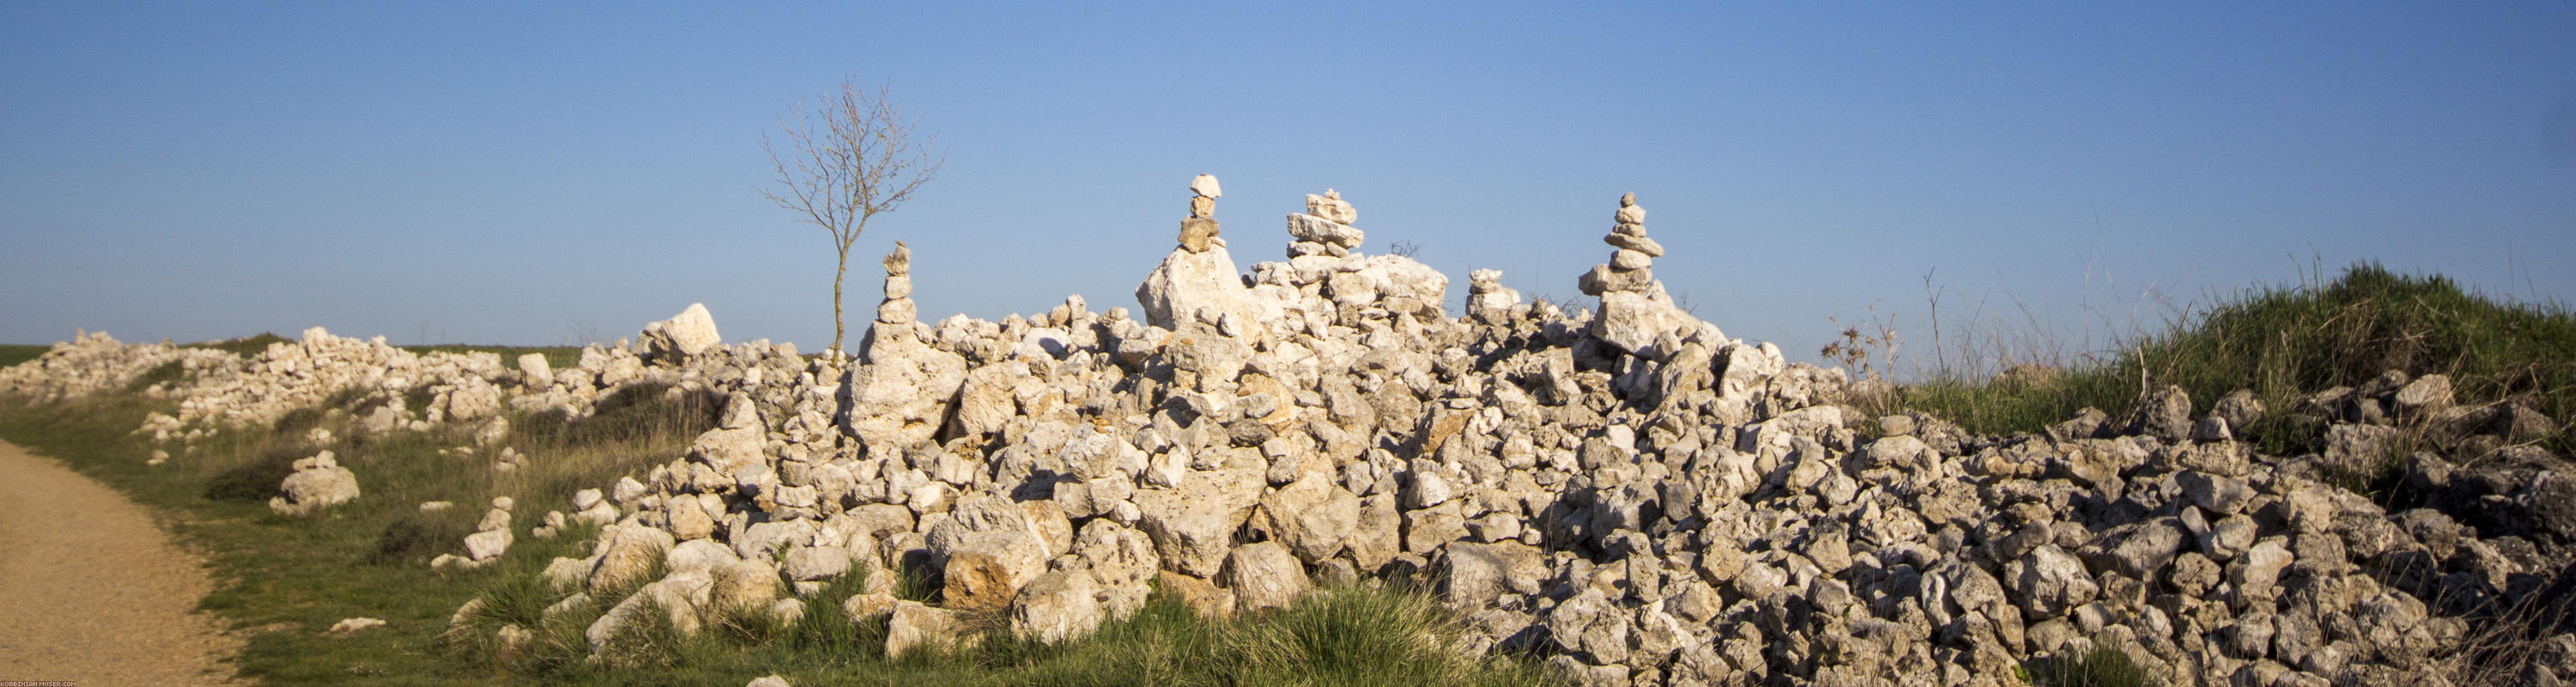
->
[2025,642,2160,687]
[1871,263,2576,460]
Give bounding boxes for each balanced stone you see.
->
[1179,217,1220,253]
[1286,213,1363,247]
[883,242,912,277]
[1604,233,1664,257]
[1306,189,1356,225]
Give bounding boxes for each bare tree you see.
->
[761,77,944,355]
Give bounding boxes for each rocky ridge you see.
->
[7,179,2575,686]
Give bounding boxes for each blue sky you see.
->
[5,3,2572,371]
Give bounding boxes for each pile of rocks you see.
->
[269,450,360,516]
[10,177,2574,687]
[1287,189,1361,258]
[0,331,228,402]
[438,497,518,569]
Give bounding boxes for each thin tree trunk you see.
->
[831,252,847,354]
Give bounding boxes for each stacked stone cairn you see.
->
[1181,173,1222,252]
[1466,268,1524,325]
[1582,192,1712,361]
[11,176,2576,687]
[1287,189,1362,258]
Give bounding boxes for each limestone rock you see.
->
[640,303,722,362]
[1304,189,1357,225]
[885,600,967,658]
[1136,244,1259,330]
[270,451,360,515]
[1286,213,1364,248]
[1009,568,1106,645]
[516,353,553,387]
[845,328,967,449]
[1216,542,1310,613]
[1590,289,1711,359]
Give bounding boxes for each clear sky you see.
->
[6,3,2573,373]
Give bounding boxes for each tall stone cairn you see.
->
[876,241,918,331]
[1180,174,1222,252]
[1285,189,1362,258]
[1579,192,1664,296]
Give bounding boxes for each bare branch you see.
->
[761,76,945,353]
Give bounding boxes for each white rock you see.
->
[516,353,553,387]
[1009,568,1106,645]
[1189,173,1222,198]
[1135,245,1264,331]
[1217,542,1310,613]
[270,454,361,516]
[464,529,513,561]
[1286,213,1365,247]
[1303,190,1358,226]
[641,303,723,361]
[328,617,387,635]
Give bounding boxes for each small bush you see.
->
[124,360,186,392]
[202,446,304,502]
[271,406,329,435]
[368,514,470,566]
[193,332,294,358]
[515,382,718,449]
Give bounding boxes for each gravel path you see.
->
[0,440,239,685]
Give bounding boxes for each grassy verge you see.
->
[1865,263,2575,459]
[0,362,1550,685]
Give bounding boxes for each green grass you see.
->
[0,357,1553,685]
[0,344,46,369]
[1875,263,2576,462]
[446,568,1556,687]
[2023,642,2160,687]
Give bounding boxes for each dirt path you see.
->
[0,440,239,685]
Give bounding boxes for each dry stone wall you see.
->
[9,178,2576,687]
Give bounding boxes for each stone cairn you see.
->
[1579,192,1664,297]
[1286,189,1362,258]
[877,241,917,331]
[1464,268,1522,325]
[1180,174,1222,252]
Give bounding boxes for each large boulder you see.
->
[1216,542,1310,613]
[1136,245,1263,330]
[1590,288,1712,360]
[1009,568,1105,645]
[884,600,967,658]
[927,494,1053,612]
[844,326,967,449]
[1257,472,1361,564]
[589,525,677,595]
[640,303,722,362]
[1439,541,1545,610]
[269,451,360,516]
